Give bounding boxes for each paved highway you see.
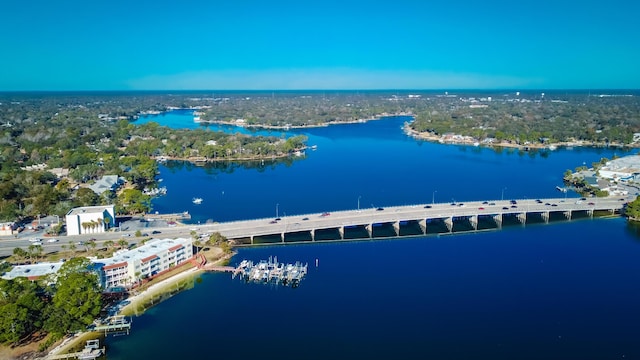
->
[0,196,629,257]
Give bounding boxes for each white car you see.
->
[29,238,42,242]
[47,238,59,243]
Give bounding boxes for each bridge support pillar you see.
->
[365,224,373,238]
[564,210,572,220]
[393,221,400,236]
[493,214,502,228]
[588,209,594,218]
[444,217,453,232]
[541,211,549,224]
[281,233,285,243]
[517,212,526,225]
[469,215,478,230]
[250,235,254,245]
[310,229,315,241]
[419,219,427,234]
[339,226,344,240]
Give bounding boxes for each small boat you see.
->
[192,197,203,204]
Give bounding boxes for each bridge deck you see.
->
[199,197,627,240]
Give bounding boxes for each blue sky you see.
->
[1,0,638,90]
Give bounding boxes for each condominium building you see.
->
[92,238,193,289]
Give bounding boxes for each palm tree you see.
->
[118,239,129,249]
[193,239,202,255]
[81,222,89,234]
[96,218,103,232]
[87,239,97,255]
[12,247,26,263]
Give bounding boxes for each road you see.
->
[0,196,630,258]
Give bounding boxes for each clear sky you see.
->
[1,0,638,90]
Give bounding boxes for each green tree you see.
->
[0,278,46,344]
[624,197,640,220]
[44,258,102,336]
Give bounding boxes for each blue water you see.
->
[106,111,640,359]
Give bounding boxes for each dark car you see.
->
[269,220,277,224]
[588,202,595,205]
[302,217,309,221]
[510,200,517,204]
[502,206,509,210]
[424,205,432,209]
[151,230,161,234]
[320,212,331,217]
[376,207,384,211]
[482,201,489,205]
[275,217,281,221]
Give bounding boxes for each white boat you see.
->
[192,197,203,204]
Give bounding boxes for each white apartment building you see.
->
[65,205,116,236]
[92,238,193,289]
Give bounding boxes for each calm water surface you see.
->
[106,112,640,359]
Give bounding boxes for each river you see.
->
[105,111,640,359]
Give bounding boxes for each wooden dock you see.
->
[43,340,104,360]
[201,264,235,272]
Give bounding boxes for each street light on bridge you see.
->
[276,203,279,218]
[502,187,507,201]
[432,190,437,205]
[358,196,361,212]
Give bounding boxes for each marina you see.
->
[232,257,308,287]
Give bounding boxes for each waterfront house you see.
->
[88,175,125,195]
[65,205,116,236]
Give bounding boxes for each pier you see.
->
[231,257,308,287]
[196,196,628,245]
[42,340,104,360]
[93,315,132,335]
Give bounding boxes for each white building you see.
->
[65,205,116,236]
[2,261,64,282]
[92,238,193,289]
[599,155,640,181]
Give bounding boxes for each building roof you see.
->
[67,205,114,216]
[92,238,191,270]
[88,175,122,195]
[603,155,640,172]
[2,262,64,280]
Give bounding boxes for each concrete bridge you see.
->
[205,197,627,245]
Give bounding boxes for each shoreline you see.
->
[402,123,639,150]
[45,248,235,359]
[193,112,414,130]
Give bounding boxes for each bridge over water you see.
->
[205,197,627,245]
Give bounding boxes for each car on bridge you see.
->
[302,217,309,221]
[424,205,432,209]
[320,212,331,217]
[376,207,384,211]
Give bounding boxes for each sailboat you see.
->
[192,197,203,205]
